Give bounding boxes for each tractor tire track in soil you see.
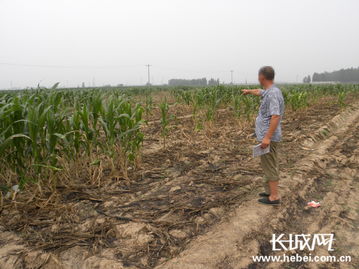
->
[156,104,359,269]
[0,100,357,269]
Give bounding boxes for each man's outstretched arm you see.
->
[241,89,262,96]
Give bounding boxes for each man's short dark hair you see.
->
[258,66,275,80]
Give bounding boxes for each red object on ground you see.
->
[307,201,321,208]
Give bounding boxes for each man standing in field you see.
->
[242,66,284,205]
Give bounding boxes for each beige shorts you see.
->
[260,141,280,193]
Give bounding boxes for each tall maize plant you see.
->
[100,97,144,177]
[159,100,170,148]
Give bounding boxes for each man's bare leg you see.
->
[268,181,280,201]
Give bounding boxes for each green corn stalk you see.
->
[159,100,170,148]
[144,94,153,120]
[337,90,347,108]
[286,91,308,111]
[232,94,242,118]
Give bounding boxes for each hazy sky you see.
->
[1,0,358,88]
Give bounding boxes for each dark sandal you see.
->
[259,192,270,197]
[258,197,280,205]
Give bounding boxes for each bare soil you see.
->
[0,96,358,269]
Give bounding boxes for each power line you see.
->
[0,62,143,69]
[230,70,234,84]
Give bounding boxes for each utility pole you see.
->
[145,64,151,86]
[230,70,234,85]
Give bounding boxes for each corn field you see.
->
[1,83,358,193]
[0,86,144,191]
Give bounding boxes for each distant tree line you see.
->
[303,75,311,83]
[308,67,359,83]
[168,78,220,86]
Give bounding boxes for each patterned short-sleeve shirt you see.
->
[255,85,285,142]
